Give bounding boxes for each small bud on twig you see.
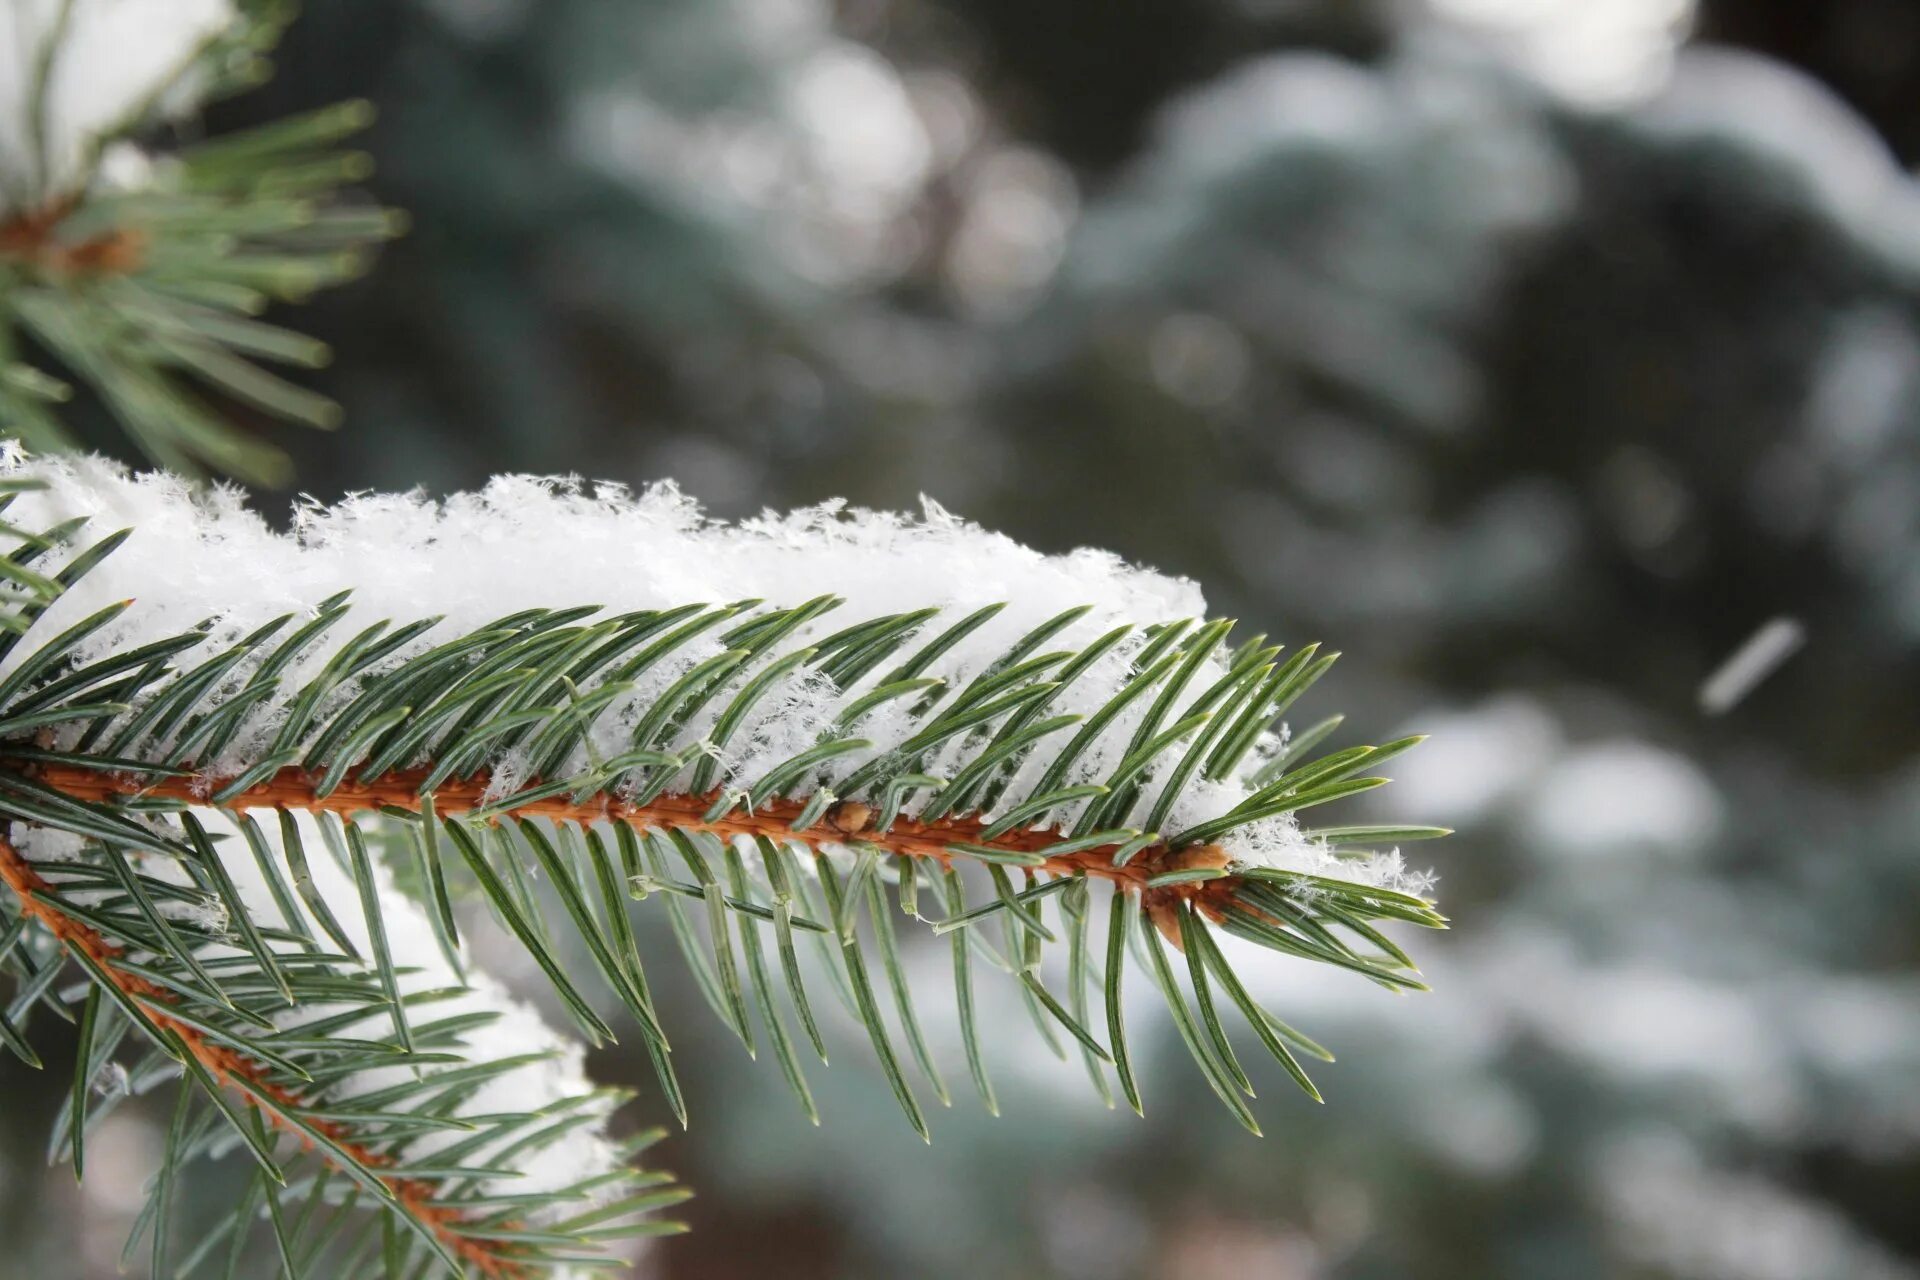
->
[826,800,872,836]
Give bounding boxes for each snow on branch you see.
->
[0,450,1427,889]
[0,450,1446,1180]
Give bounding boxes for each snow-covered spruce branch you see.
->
[0,2,401,485]
[0,455,1446,1274]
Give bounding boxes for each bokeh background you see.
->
[7,0,1920,1276]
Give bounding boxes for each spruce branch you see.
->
[0,455,1447,1272]
[0,2,402,485]
[0,802,684,1277]
[2,833,504,1277]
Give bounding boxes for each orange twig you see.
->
[25,763,1239,935]
[0,200,147,275]
[34,761,1226,881]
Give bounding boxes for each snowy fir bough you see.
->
[0,449,1446,1276]
[0,12,1447,1271]
[0,0,402,486]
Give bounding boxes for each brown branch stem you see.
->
[0,199,148,275]
[25,760,1237,935]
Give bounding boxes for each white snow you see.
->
[1698,617,1805,715]
[0,451,1426,894]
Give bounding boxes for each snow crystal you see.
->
[11,822,89,864]
[159,889,229,936]
[90,1060,131,1100]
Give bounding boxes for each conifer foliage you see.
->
[0,8,1445,1277]
[0,0,401,486]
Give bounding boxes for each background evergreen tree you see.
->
[4,1,1919,1278]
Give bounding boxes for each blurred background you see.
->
[7,0,1920,1276]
